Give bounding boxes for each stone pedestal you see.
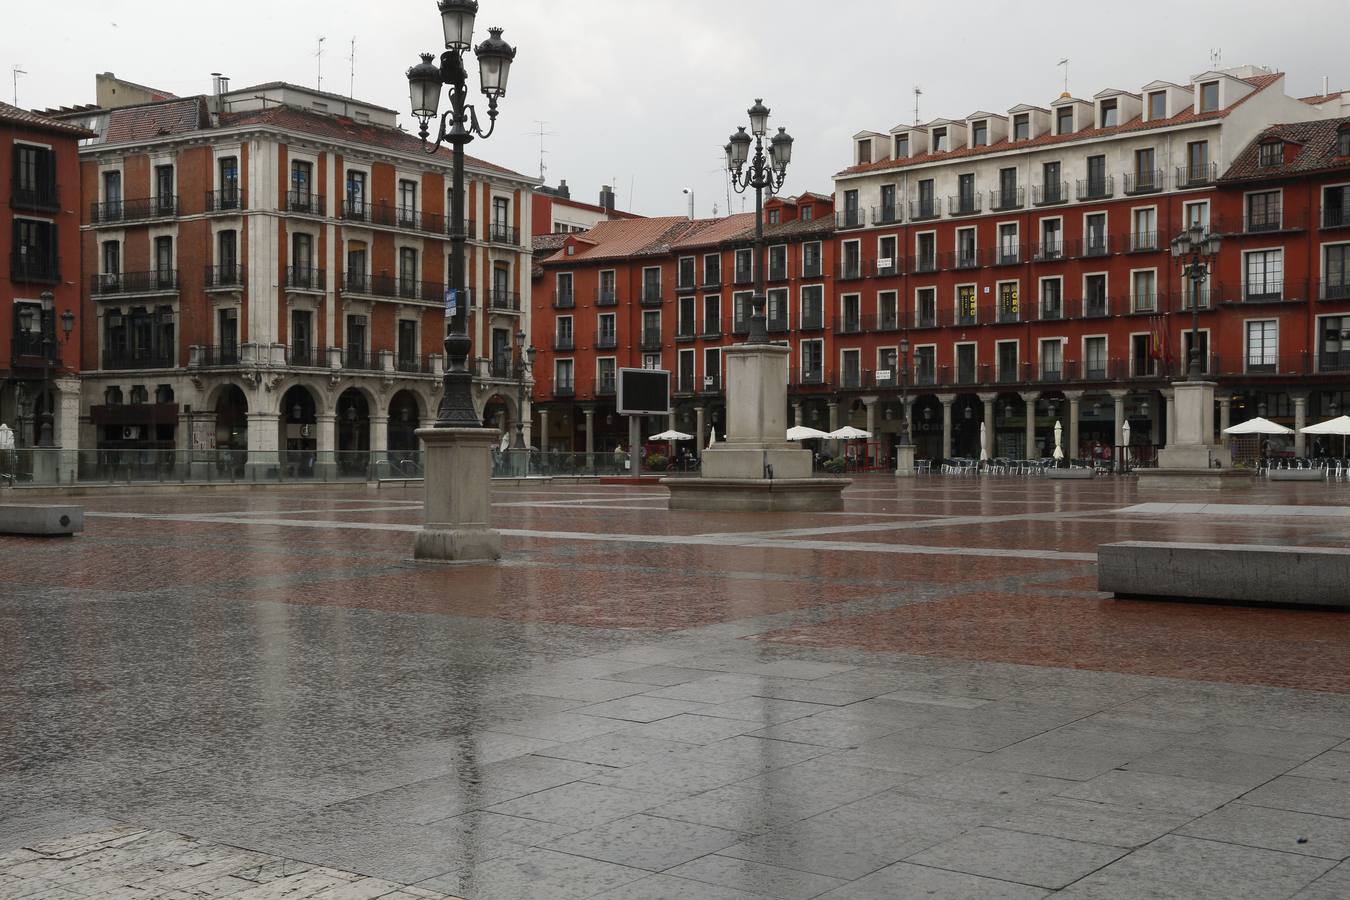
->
[413,427,501,562]
[665,342,848,511]
[894,442,916,478]
[1141,379,1251,492]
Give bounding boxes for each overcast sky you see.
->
[6,0,1347,217]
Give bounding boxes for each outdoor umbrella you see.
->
[1053,420,1064,462]
[707,429,718,450]
[1222,417,1294,435]
[650,430,694,441]
[979,421,988,464]
[1298,415,1350,456]
[826,426,871,439]
[786,425,830,441]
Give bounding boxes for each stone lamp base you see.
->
[413,426,502,562]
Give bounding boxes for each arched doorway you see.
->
[280,385,317,478]
[214,385,248,477]
[388,390,421,473]
[911,395,943,462]
[482,394,518,448]
[336,388,370,477]
[952,394,984,457]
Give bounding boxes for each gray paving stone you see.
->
[1241,775,1350,818]
[607,666,717,687]
[1287,749,1350,782]
[1121,744,1295,787]
[575,696,713,724]
[486,712,636,743]
[1055,835,1334,900]
[815,861,1050,899]
[624,714,764,746]
[1178,801,1350,859]
[541,813,744,871]
[1056,769,1248,816]
[1179,725,1345,761]
[904,765,1080,807]
[516,677,650,703]
[1290,860,1350,900]
[663,853,846,900]
[695,697,835,725]
[588,873,768,899]
[990,797,1192,849]
[483,782,662,829]
[418,846,648,900]
[532,732,697,769]
[903,825,1127,889]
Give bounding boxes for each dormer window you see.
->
[1199,81,1219,112]
[1055,107,1073,135]
[1013,114,1029,141]
[857,141,872,165]
[800,205,813,221]
[894,134,909,158]
[1258,141,1282,168]
[1100,99,1118,128]
[1339,126,1350,157]
[933,127,948,152]
[971,121,988,147]
[1148,91,1167,120]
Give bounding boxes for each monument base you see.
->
[414,526,502,562]
[1157,444,1232,469]
[701,445,812,480]
[894,444,916,478]
[663,477,849,512]
[1136,467,1256,492]
[414,426,502,562]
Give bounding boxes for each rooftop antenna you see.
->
[1058,58,1069,95]
[348,38,356,97]
[913,85,922,125]
[12,65,26,105]
[315,36,326,91]
[527,120,556,182]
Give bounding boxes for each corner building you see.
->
[50,77,537,476]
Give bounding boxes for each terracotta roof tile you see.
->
[669,213,756,250]
[836,73,1282,179]
[102,98,208,143]
[1221,115,1350,183]
[539,216,691,265]
[0,100,96,137]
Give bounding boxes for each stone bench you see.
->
[1098,541,1350,608]
[1268,469,1326,481]
[0,505,84,536]
[1045,468,1095,480]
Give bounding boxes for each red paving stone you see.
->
[760,589,1350,693]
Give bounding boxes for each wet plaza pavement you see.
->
[2,475,1350,899]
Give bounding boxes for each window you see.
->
[841,295,861,333]
[1340,127,1350,157]
[1086,155,1107,195]
[1199,81,1219,112]
[399,247,419,296]
[702,348,720,389]
[102,240,120,277]
[1040,339,1063,378]
[998,167,1017,207]
[971,120,988,147]
[843,189,860,226]
[1181,330,1210,371]
[801,285,824,329]
[1132,208,1157,250]
[1245,250,1284,299]
[292,233,313,281]
[1185,200,1210,231]
[703,296,721,334]
[957,285,977,325]
[1186,141,1210,182]
[103,170,122,216]
[957,173,975,212]
[915,345,936,384]
[555,359,575,392]
[916,232,936,270]
[555,272,574,306]
[154,236,173,286]
[12,218,57,281]
[800,205,813,221]
[218,308,238,354]
[678,256,696,288]
[878,236,897,274]
[555,316,574,349]
[1085,213,1107,254]
[1148,91,1167,120]
[678,295,696,335]
[800,340,824,381]
[1133,148,1156,190]
[595,358,616,393]
[894,134,909,157]
[1042,161,1062,202]
[1100,99,1118,128]
[841,349,862,388]
[998,282,1019,323]
[1013,114,1029,141]
[1326,245,1350,298]
[398,179,418,226]
[996,341,1018,382]
[676,349,696,392]
[155,164,174,214]
[1040,218,1062,258]
[219,156,239,206]
[767,209,779,224]
[932,127,948,152]
[879,183,896,221]
[1085,274,1108,316]
[998,224,1019,264]
[12,144,55,208]
[732,292,752,333]
[1040,278,1063,319]
[955,344,976,384]
[1259,142,1283,168]
[768,245,787,280]
[916,287,936,328]
[956,228,976,267]
[594,313,617,353]
[395,320,417,370]
[1055,106,1073,134]
[290,160,312,206]
[802,241,822,277]
[878,290,898,328]
[1132,270,1157,312]
[1247,191,1281,231]
[703,254,721,285]
[857,140,871,165]
[642,310,661,347]
[217,230,237,280]
[1325,186,1349,228]
[1246,321,1278,372]
[767,288,789,331]
[1085,336,1107,379]
[643,267,662,301]
[842,241,861,278]
[346,243,367,291]
[346,314,369,365]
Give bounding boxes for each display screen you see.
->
[617,368,670,415]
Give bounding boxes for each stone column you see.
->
[53,377,81,484]
[1293,393,1308,456]
[791,402,801,427]
[583,405,595,456]
[414,426,501,562]
[246,409,279,480]
[1021,391,1041,459]
[1163,388,1176,446]
[1218,396,1232,450]
[370,415,389,475]
[1064,390,1083,461]
[316,413,337,481]
[828,401,840,432]
[695,406,706,454]
[863,396,877,438]
[978,392,996,463]
[1110,390,1128,449]
[1149,392,1162,446]
[938,393,955,459]
[538,408,549,454]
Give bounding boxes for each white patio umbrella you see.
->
[979,421,988,463]
[1053,419,1064,462]
[1223,416,1294,435]
[1299,415,1350,456]
[826,425,871,440]
[707,428,718,450]
[786,425,830,441]
[650,430,694,441]
[0,423,13,452]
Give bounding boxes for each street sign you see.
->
[617,368,670,416]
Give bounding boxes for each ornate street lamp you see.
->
[727,99,792,344]
[898,335,912,447]
[1170,222,1221,381]
[512,328,536,450]
[406,0,517,427]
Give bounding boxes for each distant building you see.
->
[532,181,638,236]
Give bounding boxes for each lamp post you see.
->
[17,291,74,448]
[406,0,517,426]
[726,100,792,344]
[898,335,912,447]
[1170,222,1221,381]
[512,328,536,450]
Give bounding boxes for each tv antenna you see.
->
[913,85,922,125]
[527,120,556,182]
[11,65,26,105]
[1058,58,1070,95]
[348,38,356,97]
[315,36,326,91]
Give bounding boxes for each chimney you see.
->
[556,179,570,199]
[211,73,229,118]
[599,185,615,213]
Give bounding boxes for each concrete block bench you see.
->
[1099,541,1350,608]
[0,505,84,536]
[1046,468,1095,480]
[1269,469,1326,481]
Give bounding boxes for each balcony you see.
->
[1239,279,1306,303]
[876,256,905,277]
[1076,176,1114,201]
[701,321,723,339]
[835,209,866,229]
[699,374,721,394]
[1243,209,1286,234]
[487,357,513,379]
[994,245,1023,266]
[701,271,722,289]
[553,333,575,351]
[675,372,697,395]
[286,267,327,292]
[1319,279,1350,301]
[990,187,1024,211]
[677,274,698,292]
[835,259,869,281]
[488,290,521,312]
[103,347,175,370]
[10,180,59,212]
[766,312,789,333]
[1032,241,1064,262]
[1039,299,1064,321]
[488,222,519,245]
[1323,203,1350,229]
[996,303,1022,324]
[90,270,178,296]
[945,248,983,270]
[909,199,939,221]
[731,318,750,336]
[913,307,939,329]
[914,368,937,387]
[204,264,246,288]
[395,355,428,374]
[553,291,575,309]
[839,368,864,389]
[553,382,576,399]
[204,188,245,212]
[11,255,59,284]
[914,253,938,274]
[339,272,444,304]
[872,204,900,225]
[640,288,664,307]
[282,191,325,216]
[733,267,754,285]
[344,348,383,372]
[1080,295,1110,318]
[90,195,179,224]
[11,331,59,367]
[1070,235,1114,259]
[1032,182,1068,206]
[1123,170,1165,195]
[1130,293,1159,314]
[1176,162,1218,188]
[596,376,616,397]
[767,263,788,282]
[200,345,241,367]
[595,329,617,349]
[1128,231,1159,252]
[640,329,663,350]
[802,260,823,279]
[834,315,863,335]
[797,368,827,387]
[1180,289,1212,311]
[947,193,982,216]
[289,344,319,367]
[799,311,825,331]
[675,322,697,342]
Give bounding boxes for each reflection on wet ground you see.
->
[2,475,1350,898]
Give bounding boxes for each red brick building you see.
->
[0,101,90,469]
